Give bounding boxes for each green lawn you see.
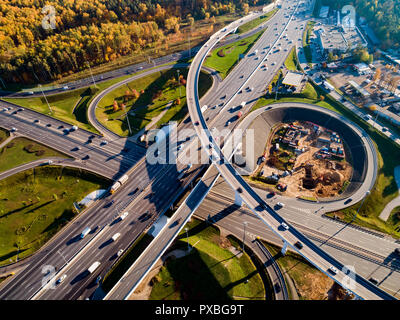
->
[0,128,9,143]
[303,21,315,66]
[284,47,301,71]
[204,31,264,79]
[149,218,265,300]
[0,166,110,266]
[0,137,69,173]
[96,68,213,136]
[237,9,278,34]
[254,81,400,237]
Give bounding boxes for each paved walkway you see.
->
[379,166,400,221]
[129,100,173,142]
[0,135,14,149]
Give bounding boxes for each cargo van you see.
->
[80,227,91,239]
[111,233,121,242]
[88,261,101,274]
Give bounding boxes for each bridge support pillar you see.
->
[234,191,243,206]
[281,241,288,256]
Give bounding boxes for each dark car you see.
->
[344,198,352,205]
[369,278,378,285]
[82,155,90,160]
[267,191,276,198]
[274,283,281,293]
[294,241,303,250]
[394,248,400,256]
[237,187,243,193]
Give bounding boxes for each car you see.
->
[382,127,389,132]
[62,86,69,90]
[46,123,51,127]
[33,119,39,123]
[281,222,289,230]
[344,198,352,205]
[27,91,34,95]
[2,108,7,112]
[117,249,124,257]
[237,187,243,193]
[274,283,281,293]
[177,143,184,151]
[18,108,24,112]
[267,191,276,198]
[119,211,129,220]
[95,276,102,284]
[194,121,199,126]
[10,127,17,132]
[82,155,90,160]
[56,274,67,285]
[369,278,378,285]
[277,202,284,208]
[87,138,93,144]
[328,266,338,275]
[394,248,400,256]
[294,241,303,249]
[271,62,276,65]
[101,140,108,146]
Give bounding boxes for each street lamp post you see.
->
[86,61,97,88]
[242,222,248,252]
[177,69,181,97]
[39,84,52,114]
[185,227,190,252]
[352,190,370,222]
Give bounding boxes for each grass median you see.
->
[204,30,264,80]
[236,9,278,34]
[0,166,110,266]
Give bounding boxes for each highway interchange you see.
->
[0,0,398,300]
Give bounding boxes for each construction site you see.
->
[255,121,353,199]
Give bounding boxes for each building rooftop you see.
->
[282,71,304,87]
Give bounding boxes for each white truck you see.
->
[110,174,129,194]
[88,261,101,274]
[323,81,335,92]
[201,105,208,113]
[80,227,91,239]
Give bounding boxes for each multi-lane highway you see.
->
[186,0,396,300]
[0,0,398,301]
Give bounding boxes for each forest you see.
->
[0,0,272,84]
[321,0,400,50]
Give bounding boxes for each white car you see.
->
[62,86,68,90]
[281,222,289,230]
[10,127,17,132]
[101,140,108,145]
[56,274,67,285]
[271,62,276,65]
[120,211,129,220]
[277,202,284,208]
[117,249,124,257]
[329,266,338,275]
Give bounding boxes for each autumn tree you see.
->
[113,100,119,112]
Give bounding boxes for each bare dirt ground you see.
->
[259,122,353,199]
